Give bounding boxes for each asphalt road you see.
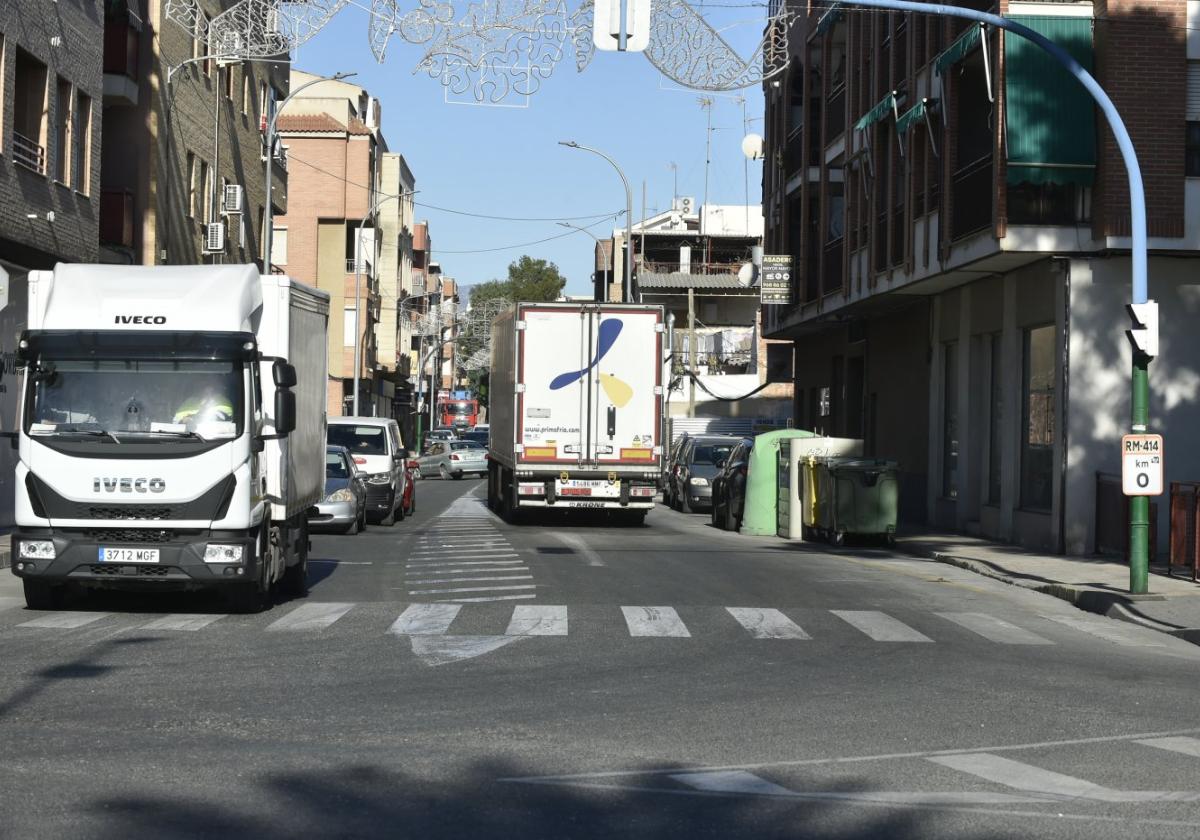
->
[2,478,1200,839]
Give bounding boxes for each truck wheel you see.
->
[227,582,267,614]
[280,555,308,598]
[23,579,66,610]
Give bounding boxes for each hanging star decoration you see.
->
[166,0,794,105]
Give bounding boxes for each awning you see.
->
[814,3,844,38]
[895,99,929,134]
[934,24,982,75]
[853,91,904,133]
[1005,16,1096,186]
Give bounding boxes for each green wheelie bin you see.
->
[812,458,899,545]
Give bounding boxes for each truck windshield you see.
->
[449,402,473,415]
[328,425,388,455]
[27,358,244,440]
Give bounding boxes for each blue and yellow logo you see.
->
[549,318,634,407]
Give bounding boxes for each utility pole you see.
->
[669,162,678,207]
[699,97,713,238]
[687,287,697,417]
[737,95,750,235]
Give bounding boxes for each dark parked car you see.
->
[460,429,489,447]
[661,433,690,508]
[669,435,740,513]
[711,437,754,531]
[309,446,368,534]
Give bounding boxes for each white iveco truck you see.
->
[487,301,665,523]
[6,265,329,612]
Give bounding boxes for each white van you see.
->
[327,417,410,525]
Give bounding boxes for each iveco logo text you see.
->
[93,478,167,494]
[114,315,167,325]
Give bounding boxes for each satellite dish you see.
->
[741,133,764,161]
[737,262,755,287]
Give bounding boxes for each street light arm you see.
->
[560,140,634,303]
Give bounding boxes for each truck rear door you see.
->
[518,306,589,466]
[585,308,661,465]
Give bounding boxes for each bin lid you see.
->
[826,458,899,471]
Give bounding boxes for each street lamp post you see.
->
[559,141,634,302]
[262,71,357,271]
[557,221,610,303]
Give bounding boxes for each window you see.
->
[766,343,792,383]
[199,159,210,223]
[344,307,357,347]
[193,12,211,75]
[72,92,91,192]
[1188,123,1200,178]
[13,48,49,174]
[259,81,267,129]
[241,72,249,116]
[186,152,196,218]
[942,342,958,499]
[1020,325,1056,511]
[224,65,235,100]
[54,78,71,183]
[271,227,288,265]
[987,333,1002,505]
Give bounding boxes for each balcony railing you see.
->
[346,258,372,274]
[951,155,993,240]
[13,131,46,175]
[640,260,741,276]
[100,189,135,248]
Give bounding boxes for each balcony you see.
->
[268,152,287,215]
[103,12,140,106]
[100,189,135,249]
[825,85,846,146]
[951,155,993,240]
[822,238,844,296]
[13,131,46,175]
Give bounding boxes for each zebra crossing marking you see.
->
[506,605,568,636]
[18,612,111,629]
[726,607,810,640]
[266,602,354,632]
[830,610,932,642]
[408,574,534,585]
[141,613,226,631]
[408,584,537,596]
[1042,614,1167,647]
[1136,736,1200,758]
[935,612,1054,645]
[622,606,691,638]
[389,603,461,635]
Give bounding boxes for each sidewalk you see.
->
[896,531,1200,644]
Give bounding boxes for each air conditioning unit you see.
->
[204,222,226,253]
[222,184,244,215]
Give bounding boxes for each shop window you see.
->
[942,342,958,499]
[1020,325,1055,511]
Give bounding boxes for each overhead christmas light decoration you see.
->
[165,0,793,105]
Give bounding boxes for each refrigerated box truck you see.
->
[487,302,665,523]
[7,264,329,611]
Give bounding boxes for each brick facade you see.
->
[0,0,104,269]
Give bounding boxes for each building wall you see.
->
[0,0,104,268]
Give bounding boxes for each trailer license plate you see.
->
[557,479,620,498]
[98,547,160,564]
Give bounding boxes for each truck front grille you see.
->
[83,528,175,544]
[80,505,175,521]
[88,564,172,577]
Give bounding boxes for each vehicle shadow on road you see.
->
[77,758,986,840]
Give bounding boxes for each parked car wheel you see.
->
[440,464,452,480]
[680,492,693,514]
[725,500,739,532]
[358,506,367,532]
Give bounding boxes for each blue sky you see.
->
[292,3,768,297]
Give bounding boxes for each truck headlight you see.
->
[203,544,244,564]
[366,472,392,485]
[325,488,355,502]
[18,540,56,560]
[689,477,709,486]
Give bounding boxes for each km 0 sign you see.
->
[1121,433,1163,496]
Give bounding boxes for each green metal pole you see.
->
[1129,355,1150,594]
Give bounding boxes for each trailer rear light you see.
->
[630,487,656,497]
[518,483,543,495]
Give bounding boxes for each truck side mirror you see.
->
[274,390,296,435]
[394,448,409,461]
[273,360,297,388]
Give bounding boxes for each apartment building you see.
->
[273,70,384,417]
[0,0,104,274]
[762,0,1198,552]
[378,151,417,423]
[99,1,288,267]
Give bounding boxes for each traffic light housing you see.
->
[1126,301,1158,359]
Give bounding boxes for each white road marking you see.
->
[1043,614,1167,647]
[553,532,605,567]
[408,634,526,665]
[830,610,932,642]
[434,594,537,603]
[407,584,537,595]
[0,597,24,612]
[406,565,528,575]
[670,770,794,796]
[18,612,111,629]
[929,753,1200,802]
[1136,736,1200,758]
[307,559,372,565]
[140,614,226,631]
[935,612,1053,645]
[726,607,810,640]
[408,552,519,559]
[416,541,509,548]
[506,605,568,636]
[407,575,534,585]
[265,602,354,632]
[622,606,691,638]
[389,603,462,635]
[405,559,523,567]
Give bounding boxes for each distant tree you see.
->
[505,255,567,302]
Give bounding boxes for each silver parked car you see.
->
[309,446,368,534]
[418,439,488,479]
